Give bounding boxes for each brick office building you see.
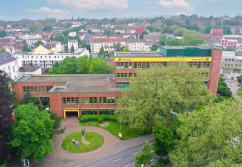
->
[13,46,223,118]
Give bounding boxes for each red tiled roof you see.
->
[136,28,144,35]
[211,28,224,35]
[90,37,124,43]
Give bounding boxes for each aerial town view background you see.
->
[1,0,242,167]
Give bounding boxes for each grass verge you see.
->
[61,132,104,153]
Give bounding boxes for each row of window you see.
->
[62,97,116,105]
[187,62,210,68]
[23,86,53,92]
[117,82,130,87]
[116,62,210,70]
[117,73,133,78]
[82,109,115,115]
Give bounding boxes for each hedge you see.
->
[79,115,119,123]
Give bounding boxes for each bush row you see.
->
[79,115,119,123]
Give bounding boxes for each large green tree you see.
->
[135,142,154,167]
[0,70,15,164]
[48,56,113,74]
[170,99,242,167]
[217,77,232,96]
[26,21,42,33]
[117,62,214,129]
[19,91,44,111]
[11,104,54,163]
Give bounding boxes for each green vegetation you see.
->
[135,142,154,167]
[117,62,214,130]
[0,162,7,167]
[19,91,65,136]
[0,49,6,53]
[26,21,42,33]
[0,30,7,38]
[10,104,54,163]
[22,45,31,52]
[122,47,130,52]
[61,132,104,153]
[139,31,148,39]
[43,25,52,32]
[217,76,232,96]
[151,44,158,51]
[0,71,15,164]
[170,99,242,166]
[79,115,151,140]
[48,56,113,74]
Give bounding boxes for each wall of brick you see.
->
[208,50,223,95]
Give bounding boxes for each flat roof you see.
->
[115,46,221,58]
[23,74,123,92]
[115,52,163,57]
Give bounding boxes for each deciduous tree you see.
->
[135,142,154,167]
[170,99,242,167]
[117,62,214,129]
[11,104,54,163]
[0,71,14,164]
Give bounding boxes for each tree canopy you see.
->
[217,76,232,96]
[151,44,159,51]
[10,104,54,163]
[0,71,15,164]
[48,56,113,74]
[0,30,7,38]
[170,99,242,167]
[22,45,31,52]
[117,62,214,129]
[135,142,154,167]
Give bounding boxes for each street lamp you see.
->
[170,111,178,126]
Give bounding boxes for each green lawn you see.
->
[61,132,104,153]
[80,121,151,140]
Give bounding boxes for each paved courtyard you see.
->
[50,116,119,160]
[33,116,153,167]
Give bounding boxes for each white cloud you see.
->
[158,0,194,11]
[48,0,129,12]
[25,7,70,18]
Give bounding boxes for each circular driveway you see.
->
[50,117,119,160]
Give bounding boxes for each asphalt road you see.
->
[75,141,159,167]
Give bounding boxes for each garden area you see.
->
[61,132,104,153]
[79,115,151,140]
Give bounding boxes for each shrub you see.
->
[79,115,119,123]
[98,117,104,123]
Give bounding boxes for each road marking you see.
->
[112,158,123,163]
[132,151,141,155]
[124,164,130,167]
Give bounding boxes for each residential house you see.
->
[68,40,79,52]
[0,52,19,79]
[90,37,125,53]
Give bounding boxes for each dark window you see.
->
[125,62,128,69]
[89,97,93,104]
[99,97,102,104]
[134,62,137,69]
[23,86,26,92]
[108,97,111,104]
[63,98,66,104]
[103,97,107,104]
[34,86,37,92]
[138,62,141,69]
[75,97,79,104]
[94,97,97,104]
[67,97,70,104]
[39,86,42,92]
[112,97,115,104]
[146,62,150,69]
[71,97,75,104]
[142,62,145,69]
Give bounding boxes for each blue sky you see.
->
[0,0,241,21]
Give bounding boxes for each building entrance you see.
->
[64,110,79,118]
